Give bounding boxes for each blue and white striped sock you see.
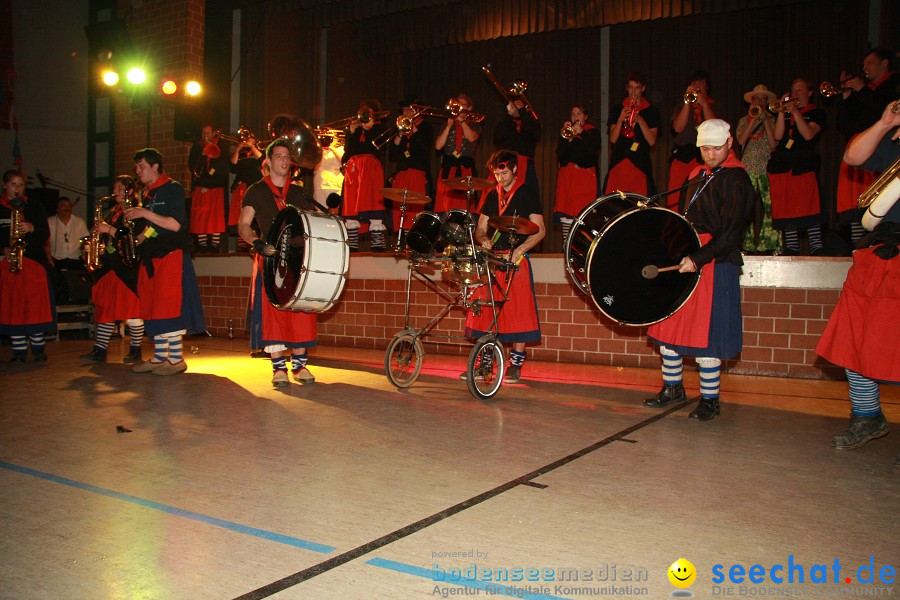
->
[153,337,168,362]
[697,357,722,399]
[11,335,27,355]
[291,353,308,373]
[167,337,183,363]
[28,333,46,352]
[660,345,683,386]
[509,350,526,367]
[271,356,287,373]
[846,369,881,416]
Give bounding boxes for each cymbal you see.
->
[379,188,430,204]
[487,215,539,235]
[442,176,494,191]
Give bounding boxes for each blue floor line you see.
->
[365,557,573,600]
[0,461,336,554]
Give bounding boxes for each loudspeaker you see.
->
[174,105,204,142]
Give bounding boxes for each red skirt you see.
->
[93,270,141,323]
[0,257,54,330]
[769,171,820,221]
[836,159,875,216]
[190,187,226,233]
[667,159,700,211]
[138,251,183,321]
[342,154,385,218]
[555,164,597,217]
[391,169,428,230]
[604,159,647,196]
[228,182,248,226]
[250,255,316,345]
[464,255,540,343]
[816,247,900,382]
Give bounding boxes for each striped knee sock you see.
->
[167,337,183,363]
[846,369,881,416]
[509,350,526,367]
[271,356,287,373]
[152,337,168,362]
[850,221,866,244]
[560,218,573,247]
[347,227,359,250]
[806,226,823,253]
[28,333,46,352]
[291,353,308,373]
[697,357,722,398]
[209,233,221,248]
[660,345,683,386]
[95,322,116,350]
[783,229,800,252]
[128,320,144,349]
[11,335,27,355]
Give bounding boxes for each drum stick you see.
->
[641,264,681,279]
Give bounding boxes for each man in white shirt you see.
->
[47,197,89,269]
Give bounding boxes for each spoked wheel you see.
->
[385,330,425,388]
[466,335,506,400]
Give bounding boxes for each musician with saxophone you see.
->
[341,99,389,251]
[434,93,482,214]
[387,97,434,240]
[668,70,723,211]
[817,100,900,461]
[767,78,826,256]
[736,84,780,254]
[126,148,206,376]
[605,72,661,196]
[188,123,229,253]
[0,169,55,362]
[835,48,899,243]
[554,103,600,247]
[79,174,145,364]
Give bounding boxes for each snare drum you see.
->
[441,244,490,285]
[407,211,442,254]
[565,193,701,326]
[441,209,475,245]
[264,206,349,312]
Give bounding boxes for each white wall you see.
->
[0,1,89,218]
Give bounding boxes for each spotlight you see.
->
[161,79,177,95]
[185,80,202,96]
[102,70,119,86]
[126,67,146,85]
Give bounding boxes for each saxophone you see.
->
[81,197,108,272]
[118,185,140,267]
[7,196,26,274]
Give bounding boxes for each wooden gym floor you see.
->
[1,337,897,599]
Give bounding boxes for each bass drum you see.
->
[264,206,349,312]
[565,193,701,326]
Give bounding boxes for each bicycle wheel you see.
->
[385,331,425,388]
[466,336,505,400]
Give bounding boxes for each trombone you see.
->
[319,108,391,131]
[482,65,538,120]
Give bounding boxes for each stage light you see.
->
[161,79,177,95]
[185,80,202,96]
[102,70,119,86]
[126,67,146,85]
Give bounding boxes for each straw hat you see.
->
[744,84,776,103]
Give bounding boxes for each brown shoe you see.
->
[292,367,315,383]
[152,360,187,376]
[133,359,164,373]
[272,370,289,387]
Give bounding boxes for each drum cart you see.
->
[384,233,518,401]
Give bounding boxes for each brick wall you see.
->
[195,255,847,380]
[113,0,205,186]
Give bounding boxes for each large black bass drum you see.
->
[264,206,349,312]
[565,192,701,326]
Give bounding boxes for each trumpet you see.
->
[621,96,638,138]
[820,73,867,97]
[561,122,577,141]
[749,105,764,119]
[684,90,699,104]
[769,96,799,113]
[482,65,538,120]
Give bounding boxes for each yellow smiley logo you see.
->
[668,558,697,588]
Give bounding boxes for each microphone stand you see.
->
[36,172,101,207]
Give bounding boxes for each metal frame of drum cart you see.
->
[384,220,518,401]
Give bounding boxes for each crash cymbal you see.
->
[442,176,494,191]
[379,188,430,204]
[487,215,539,235]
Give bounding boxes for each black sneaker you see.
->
[832,413,889,450]
[123,347,142,364]
[643,383,686,408]
[9,353,27,363]
[80,348,107,363]
[503,365,522,383]
[32,349,48,362]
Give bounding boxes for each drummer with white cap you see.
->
[642,119,758,421]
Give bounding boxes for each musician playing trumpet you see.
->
[736,84,780,254]
[434,93,482,214]
[387,97,434,239]
[342,99,388,251]
[0,169,55,363]
[554,103,600,247]
[605,72,660,197]
[79,174,146,364]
